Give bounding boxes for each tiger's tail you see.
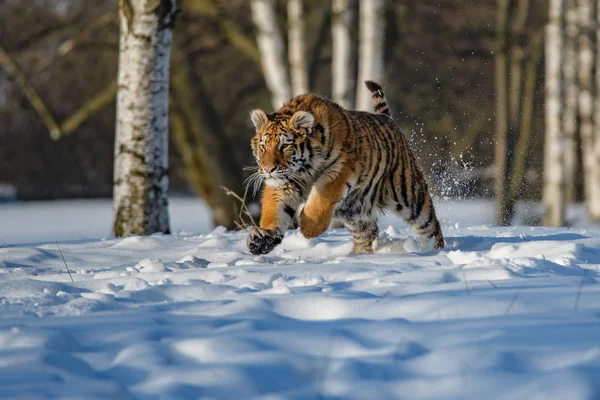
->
[364,80,390,116]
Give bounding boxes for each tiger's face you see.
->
[250,109,318,187]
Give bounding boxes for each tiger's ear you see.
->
[250,109,268,130]
[290,111,314,130]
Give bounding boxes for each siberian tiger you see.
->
[246,81,445,255]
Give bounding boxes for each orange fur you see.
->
[260,186,283,230]
[300,165,354,238]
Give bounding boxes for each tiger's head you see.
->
[249,109,321,187]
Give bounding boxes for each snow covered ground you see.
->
[1,199,600,399]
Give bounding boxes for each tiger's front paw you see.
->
[247,227,283,255]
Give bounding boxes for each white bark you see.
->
[355,0,385,111]
[113,0,177,236]
[287,0,308,96]
[563,0,578,202]
[543,0,566,227]
[579,0,595,210]
[332,0,355,109]
[591,0,600,220]
[251,0,292,110]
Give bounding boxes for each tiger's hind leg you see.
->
[394,183,445,250]
[343,217,379,254]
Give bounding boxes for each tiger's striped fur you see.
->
[247,81,445,255]
[365,80,390,116]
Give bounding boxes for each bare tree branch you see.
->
[184,0,261,65]
[0,43,61,138]
[0,44,117,140]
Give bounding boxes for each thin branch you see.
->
[56,241,74,282]
[221,186,257,228]
[0,44,117,140]
[59,81,118,138]
[56,12,116,57]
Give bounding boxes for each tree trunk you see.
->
[287,0,308,96]
[494,0,514,226]
[500,0,533,225]
[332,0,355,109]
[508,0,529,126]
[543,0,566,227]
[579,0,594,209]
[508,29,544,208]
[355,0,385,111]
[170,41,245,229]
[563,0,579,203]
[591,0,600,220]
[251,0,292,110]
[113,0,177,237]
[582,0,600,221]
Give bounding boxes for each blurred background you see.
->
[0,0,598,244]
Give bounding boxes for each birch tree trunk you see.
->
[113,0,178,237]
[563,0,579,203]
[251,0,292,110]
[332,0,355,109]
[543,0,566,227]
[287,0,308,96]
[355,0,385,111]
[591,0,600,220]
[578,0,595,211]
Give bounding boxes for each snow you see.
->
[1,199,600,399]
[0,197,213,245]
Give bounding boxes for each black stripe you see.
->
[370,126,394,208]
[427,222,440,239]
[407,160,418,216]
[386,129,401,205]
[417,208,434,230]
[410,186,425,222]
[305,139,312,159]
[381,126,398,205]
[316,123,326,145]
[370,176,383,209]
[283,205,296,220]
[390,173,399,203]
[324,131,334,159]
[400,161,408,206]
[321,153,342,173]
[360,121,380,200]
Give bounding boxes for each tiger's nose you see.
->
[262,166,275,173]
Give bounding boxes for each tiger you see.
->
[246,80,445,255]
